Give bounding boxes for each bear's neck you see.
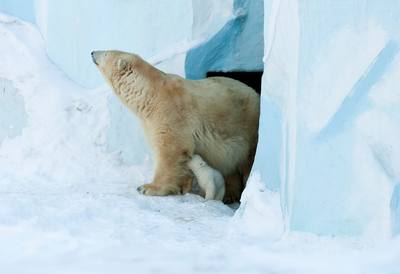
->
[112,61,164,119]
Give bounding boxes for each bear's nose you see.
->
[91,51,98,65]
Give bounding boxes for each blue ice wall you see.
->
[251,0,400,236]
[391,184,400,235]
[43,0,192,89]
[0,0,34,23]
[185,0,263,79]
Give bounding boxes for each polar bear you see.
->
[188,154,225,201]
[91,50,259,203]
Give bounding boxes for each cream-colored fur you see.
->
[92,50,259,202]
[188,154,225,201]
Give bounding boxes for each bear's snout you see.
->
[91,51,98,65]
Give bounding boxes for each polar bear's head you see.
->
[91,50,164,115]
[91,50,142,86]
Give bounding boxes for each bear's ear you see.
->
[117,58,128,70]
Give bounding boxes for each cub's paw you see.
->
[137,183,180,196]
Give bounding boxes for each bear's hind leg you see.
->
[223,172,243,204]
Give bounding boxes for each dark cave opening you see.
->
[206,71,263,94]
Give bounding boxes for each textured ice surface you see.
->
[27,0,233,88]
[43,0,193,88]
[246,0,400,236]
[186,0,264,79]
[391,184,400,235]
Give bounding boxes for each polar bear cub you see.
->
[188,155,225,201]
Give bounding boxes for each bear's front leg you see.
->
[137,139,193,196]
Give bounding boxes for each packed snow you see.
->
[0,13,400,274]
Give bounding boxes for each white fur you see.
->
[188,155,225,201]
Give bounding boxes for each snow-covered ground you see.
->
[1,14,400,274]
